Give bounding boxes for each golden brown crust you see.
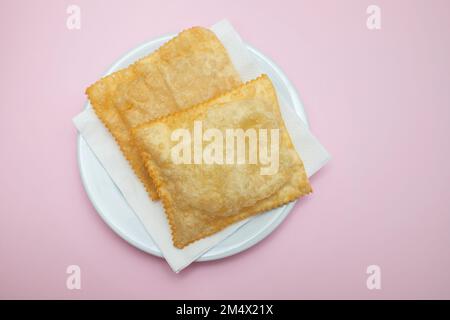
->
[86,68,159,199]
[133,75,312,248]
[86,27,242,201]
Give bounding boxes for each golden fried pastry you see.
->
[86,27,241,199]
[133,75,312,248]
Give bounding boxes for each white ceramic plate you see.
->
[77,34,309,261]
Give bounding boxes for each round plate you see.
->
[77,34,309,261]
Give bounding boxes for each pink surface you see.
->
[1,0,450,299]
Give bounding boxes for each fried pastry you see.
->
[133,75,312,248]
[86,27,241,199]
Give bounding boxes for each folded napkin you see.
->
[73,20,330,272]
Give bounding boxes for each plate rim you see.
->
[77,34,309,262]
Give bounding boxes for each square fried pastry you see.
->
[133,75,312,249]
[86,27,241,200]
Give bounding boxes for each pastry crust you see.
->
[133,75,312,248]
[86,27,241,200]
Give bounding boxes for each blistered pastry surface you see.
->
[134,75,312,248]
[86,27,241,200]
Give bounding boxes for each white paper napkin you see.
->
[73,20,330,272]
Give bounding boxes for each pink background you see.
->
[1,0,449,299]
